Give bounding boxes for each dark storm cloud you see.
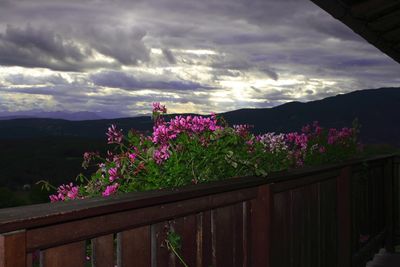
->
[214,33,288,45]
[0,0,398,115]
[90,70,213,91]
[81,26,150,65]
[211,57,279,81]
[162,48,177,64]
[0,25,91,71]
[5,73,69,85]
[0,23,150,71]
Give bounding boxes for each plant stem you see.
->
[166,240,189,267]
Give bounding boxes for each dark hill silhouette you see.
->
[222,87,400,146]
[0,87,399,146]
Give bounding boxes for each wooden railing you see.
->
[0,155,398,267]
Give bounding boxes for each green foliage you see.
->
[166,229,188,267]
[48,105,360,200]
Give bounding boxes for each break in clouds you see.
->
[0,0,399,117]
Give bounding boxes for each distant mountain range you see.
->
[0,111,125,121]
[0,87,399,147]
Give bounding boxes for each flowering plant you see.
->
[49,103,360,201]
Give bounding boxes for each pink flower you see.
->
[108,167,119,182]
[152,102,167,114]
[106,124,123,144]
[152,103,167,126]
[49,183,80,202]
[128,153,136,162]
[153,145,170,164]
[102,183,119,197]
[233,124,253,138]
[302,124,311,133]
[287,132,308,151]
[82,151,98,168]
[257,132,287,153]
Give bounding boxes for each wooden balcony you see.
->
[0,154,399,267]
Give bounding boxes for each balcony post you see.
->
[251,184,272,267]
[0,230,26,267]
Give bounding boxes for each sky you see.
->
[0,0,399,118]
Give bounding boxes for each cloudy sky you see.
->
[0,0,399,118]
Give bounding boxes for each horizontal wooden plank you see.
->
[26,187,257,251]
[271,170,339,192]
[1,155,394,234]
[0,176,265,234]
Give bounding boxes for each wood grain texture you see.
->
[117,226,150,267]
[271,191,291,267]
[0,230,26,267]
[337,167,351,267]
[92,234,114,267]
[319,179,337,267]
[0,155,396,267]
[213,205,234,267]
[198,210,212,267]
[250,184,271,267]
[26,187,257,251]
[41,241,85,267]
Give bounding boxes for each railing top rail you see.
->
[0,154,396,234]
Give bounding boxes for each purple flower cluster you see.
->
[49,183,80,202]
[49,103,360,202]
[257,132,287,153]
[152,102,167,114]
[151,112,220,164]
[153,145,171,164]
[328,127,354,145]
[106,124,123,144]
[233,124,253,138]
[152,102,167,127]
[286,132,308,151]
[102,183,119,197]
[108,167,119,182]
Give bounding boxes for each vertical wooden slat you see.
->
[337,166,352,267]
[0,230,26,267]
[196,213,203,267]
[117,226,151,267]
[271,191,290,267]
[394,156,400,245]
[174,215,197,267]
[213,205,234,267]
[289,184,320,267]
[26,253,33,267]
[199,210,212,267]
[153,222,172,267]
[385,157,394,252]
[290,188,303,267]
[242,201,250,267]
[92,234,114,267]
[232,202,244,267]
[394,156,400,244]
[308,184,320,267]
[251,184,272,267]
[42,241,85,267]
[320,179,338,267]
